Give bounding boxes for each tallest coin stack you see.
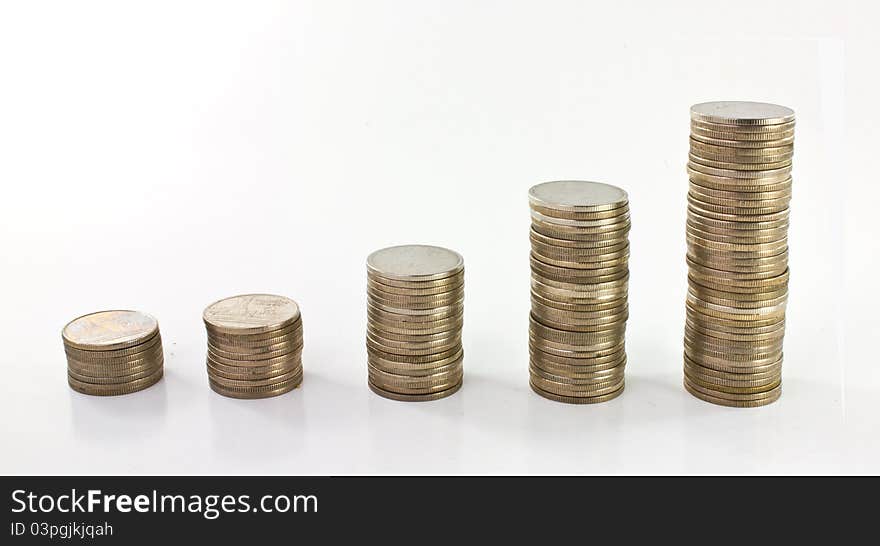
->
[685,101,794,407]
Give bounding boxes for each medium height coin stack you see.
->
[528,181,630,404]
[62,310,165,396]
[366,245,464,401]
[685,101,794,407]
[203,294,304,399]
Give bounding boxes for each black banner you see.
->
[1,476,871,542]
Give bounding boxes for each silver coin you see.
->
[62,310,159,351]
[528,180,628,212]
[203,294,300,334]
[690,101,795,126]
[367,245,464,281]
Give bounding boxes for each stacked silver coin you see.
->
[203,294,304,399]
[528,181,630,403]
[685,101,794,407]
[62,310,164,396]
[366,245,464,401]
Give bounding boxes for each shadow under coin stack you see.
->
[685,101,794,407]
[528,181,630,404]
[366,245,465,401]
[62,310,164,396]
[203,294,304,399]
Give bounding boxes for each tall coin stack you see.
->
[685,101,794,407]
[62,310,164,396]
[203,294,304,399]
[366,245,464,401]
[528,181,630,404]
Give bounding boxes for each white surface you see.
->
[1,1,878,475]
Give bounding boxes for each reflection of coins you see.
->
[528,181,630,403]
[202,294,304,399]
[366,245,465,401]
[683,102,794,407]
[62,309,164,396]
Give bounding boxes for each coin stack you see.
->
[528,181,630,404]
[366,245,464,401]
[62,310,164,396]
[203,294,304,399]
[685,101,794,407]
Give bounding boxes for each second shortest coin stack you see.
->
[203,294,304,399]
[366,245,465,401]
[528,181,631,404]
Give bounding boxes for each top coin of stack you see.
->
[685,101,794,407]
[203,294,304,399]
[366,245,464,401]
[528,181,630,404]
[62,310,164,396]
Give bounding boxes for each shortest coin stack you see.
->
[366,245,465,401]
[203,294,304,399]
[62,310,165,396]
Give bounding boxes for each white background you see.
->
[1,1,878,475]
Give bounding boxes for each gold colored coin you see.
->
[368,348,464,373]
[530,380,624,404]
[208,367,304,389]
[63,332,162,362]
[367,270,464,290]
[529,228,628,249]
[368,379,462,402]
[531,356,626,378]
[209,372,302,399]
[367,278,463,297]
[206,320,302,345]
[684,380,781,407]
[530,203,630,221]
[62,310,159,352]
[207,355,300,377]
[68,362,163,385]
[68,368,164,397]
[203,294,300,335]
[685,377,782,401]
